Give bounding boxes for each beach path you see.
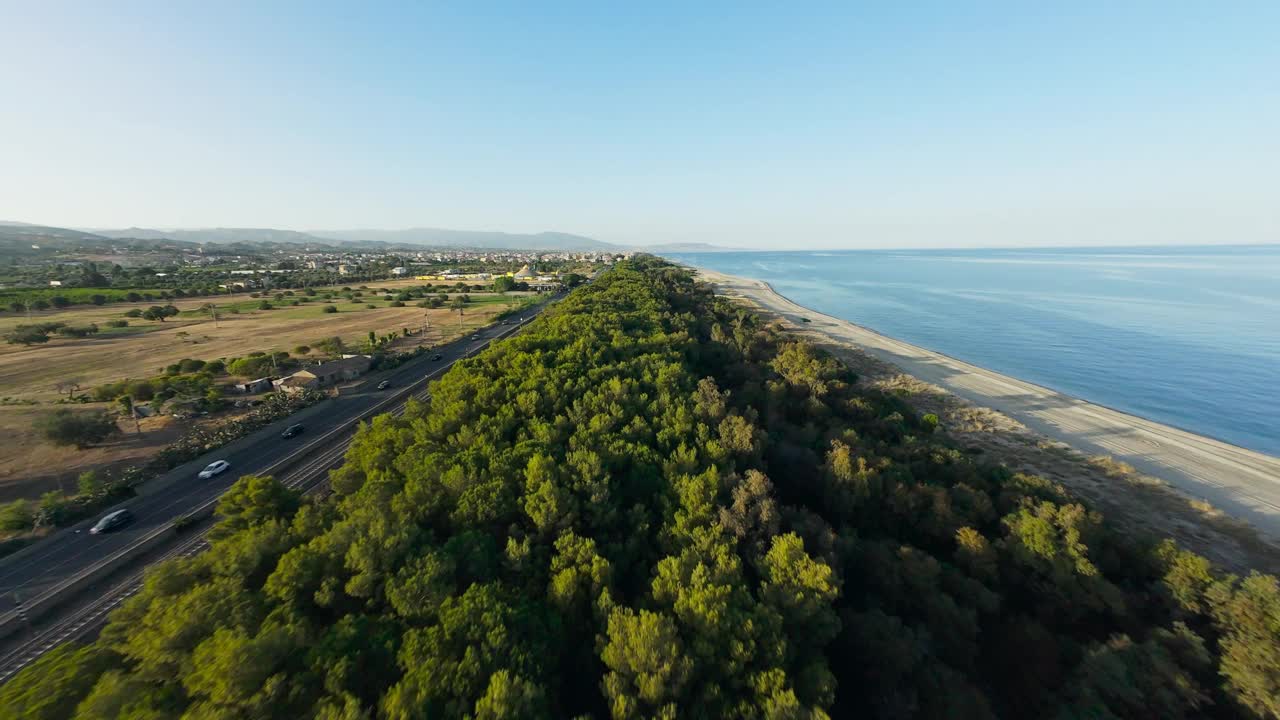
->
[695,267,1280,540]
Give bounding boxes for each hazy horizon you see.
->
[3,4,1277,250]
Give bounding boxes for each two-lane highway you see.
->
[0,306,546,625]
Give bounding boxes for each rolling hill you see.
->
[312,227,615,251]
[9,220,732,253]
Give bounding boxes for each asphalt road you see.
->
[0,306,546,619]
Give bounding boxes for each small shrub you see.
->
[0,500,34,533]
[36,409,118,448]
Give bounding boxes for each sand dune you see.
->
[695,267,1280,540]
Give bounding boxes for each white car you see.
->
[198,460,230,479]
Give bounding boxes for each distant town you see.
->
[0,222,632,308]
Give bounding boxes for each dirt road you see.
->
[696,267,1280,541]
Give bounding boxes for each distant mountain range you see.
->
[93,227,327,245]
[308,227,614,251]
[1,220,734,253]
[0,221,109,244]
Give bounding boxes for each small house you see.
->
[273,355,372,392]
[273,371,319,393]
[233,377,274,394]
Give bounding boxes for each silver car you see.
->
[198,460,230,479]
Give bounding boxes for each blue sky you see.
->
[2,2,1277,249]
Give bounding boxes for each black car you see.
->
[432,354,443,361]
[281,424,305,439]
[90,508,133,535]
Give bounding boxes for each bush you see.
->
[54,324,98,338]
[76,470,104,497]
[0,500,34,533]
[5,326,52,345]
[104,319,128,328]
[258,300,273,310]
[322,304,338,313]
[389,301,405,307]
[141,305,178,322]
[124,308,143,318]
[227,356,274,378]
[36,409,118,448]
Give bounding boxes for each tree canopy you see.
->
[6,257,1278,719]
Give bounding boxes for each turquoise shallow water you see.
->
[668,246,1280,456]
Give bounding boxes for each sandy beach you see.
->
[694,267,1280,552]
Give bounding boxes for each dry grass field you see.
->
[0,408,182,502]
[0,289,524,402]
[0,284,531,500]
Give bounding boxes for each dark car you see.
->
[89,508,133,535]
[281,424,305,439]
[377,380,391,390]
[432,354,443,361]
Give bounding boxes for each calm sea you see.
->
[668,246,1280,456]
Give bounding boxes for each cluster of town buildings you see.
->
[26,246,626,289]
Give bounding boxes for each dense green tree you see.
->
[0,644,115,720]
[208,474,301,542]
[601,608,691,720]
[1209,573,1280,718]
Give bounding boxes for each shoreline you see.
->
[690,265,1280,543]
